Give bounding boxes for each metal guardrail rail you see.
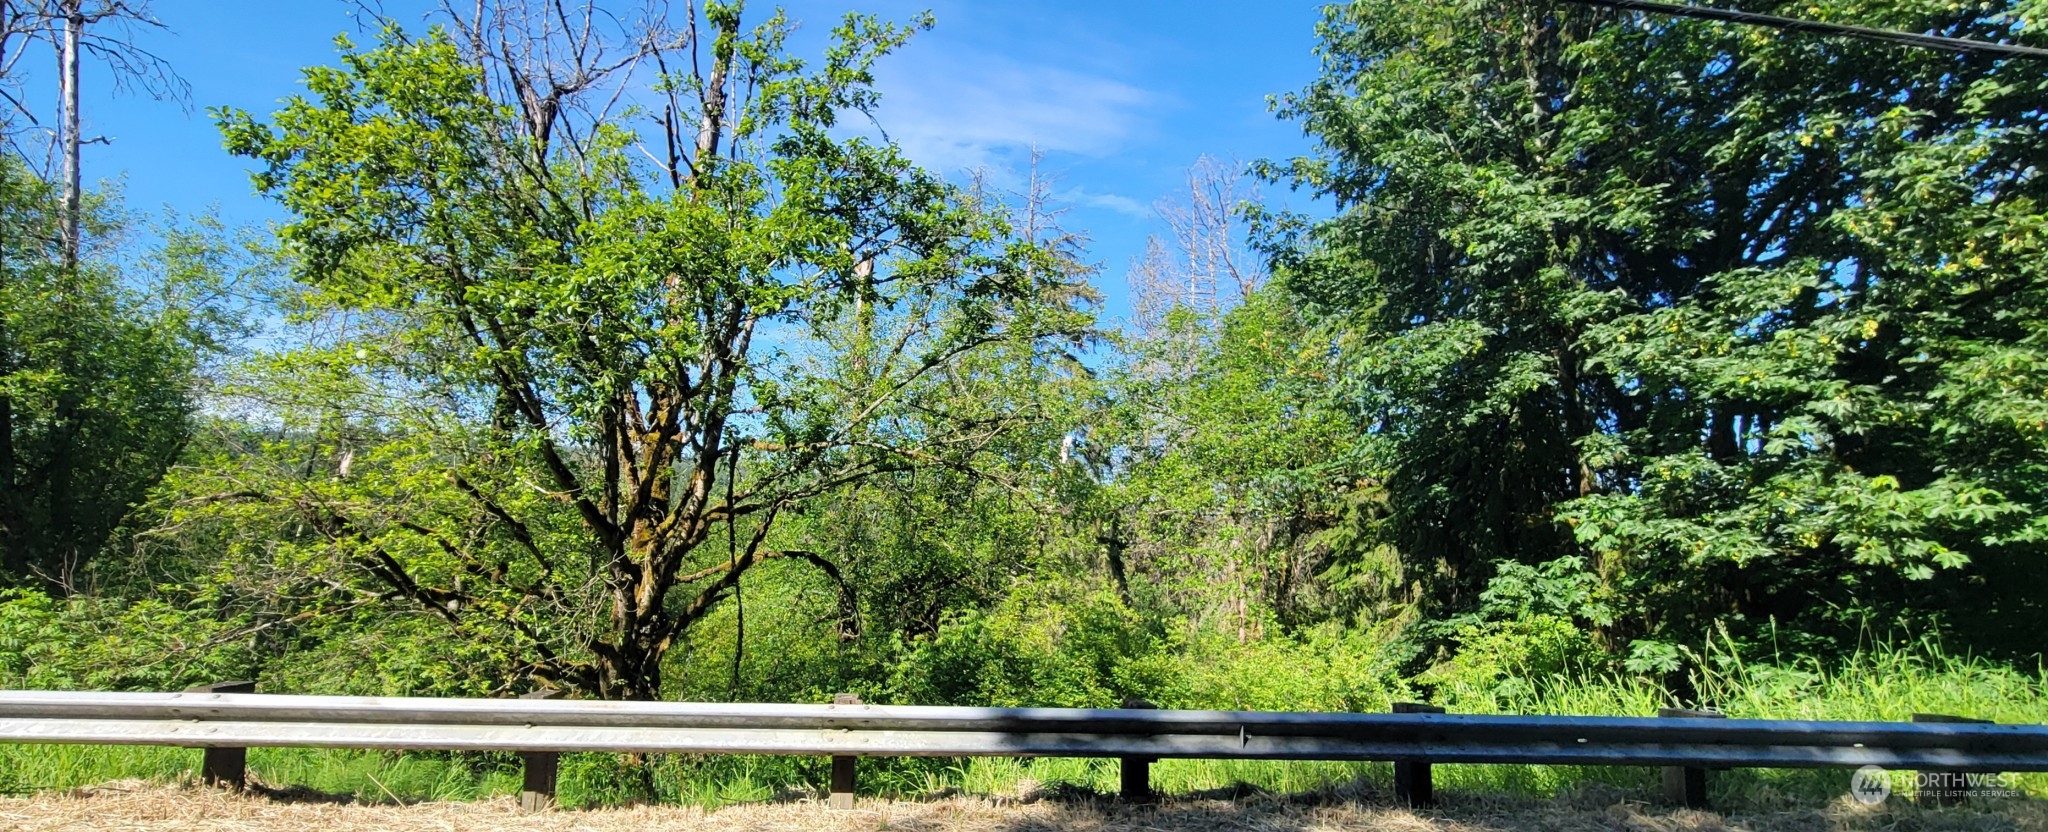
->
[0,687,2038,810]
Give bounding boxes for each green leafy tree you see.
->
[0,159,250,590]
[1270,0,2048,658]
[187,2,1090,700]
[1103,290,1361,633]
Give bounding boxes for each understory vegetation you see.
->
[1,0,2045,807]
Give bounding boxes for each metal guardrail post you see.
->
[1120,697,1156,803]
[518,689,566,811]
[1392,702,1443,806]
[1658,708,1724,808]
[184,681,256,789]
[830,693,862,809]
[1912,713,1992,806]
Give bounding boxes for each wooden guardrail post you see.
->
[1658,708,1724,808]
[830,693,862,809]
[1119,697,1157,803]
[1912,713,1992,806]
[518,689,566,811]
[184,681,256,789]
[1392,702,1443,806]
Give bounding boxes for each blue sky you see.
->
[41,0,1330,322]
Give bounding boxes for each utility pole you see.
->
[58,0,78,269]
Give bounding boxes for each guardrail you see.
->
[0,686,2039,811]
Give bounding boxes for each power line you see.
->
[1556,0,2048,62]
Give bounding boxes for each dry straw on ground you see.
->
[0,780,2040,832]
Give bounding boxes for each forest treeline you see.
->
[0,0,2044,717]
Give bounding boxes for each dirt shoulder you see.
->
[0,781,2040,832]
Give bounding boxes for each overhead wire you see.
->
[1554,0,2048,61]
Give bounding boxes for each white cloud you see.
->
[1062,187,1148,219]
[861,51,1154,175]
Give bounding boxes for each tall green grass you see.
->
[0,745,523,801]
[0,640,2040,809]
[1423,635,2048,806]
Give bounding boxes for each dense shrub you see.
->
[0,589,253,691]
